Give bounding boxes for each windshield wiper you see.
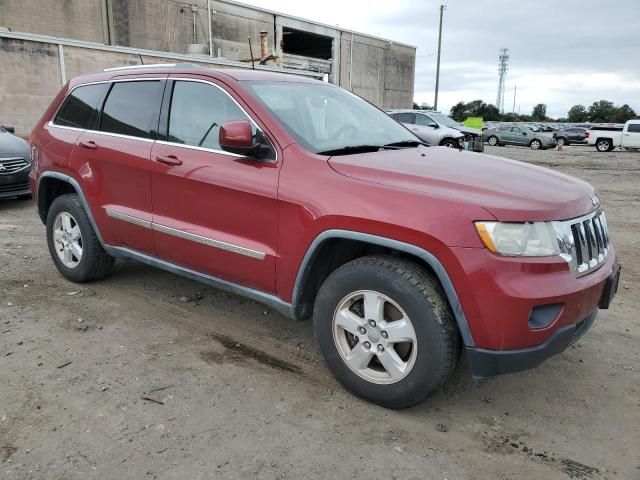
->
[317,145,385,156]
[382,140,429,148]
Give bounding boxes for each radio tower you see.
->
[497,48,509,113]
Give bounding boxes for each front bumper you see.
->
[0,167,31,198]
[466,308,597,379]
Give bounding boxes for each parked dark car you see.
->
[483,125,556,149]
[553,128,588,146]
[0,125,31,199]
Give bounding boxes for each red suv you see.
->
[29,65,620,408]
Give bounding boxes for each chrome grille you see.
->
[553,210,609,277]
[0,157,30,175]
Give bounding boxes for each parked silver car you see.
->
[483,125,556,150]
[387,110,464,148]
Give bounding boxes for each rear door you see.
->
[622,122,640,148]
[149,77,279,293]
[71,78,164,253]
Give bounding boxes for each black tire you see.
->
[556,137,567,146]
[596,138,613,152]
[313,255,460,409]
[529,139,542,150]
[439,138,459,148]
[487,135,499,146]
[46,193,114,282]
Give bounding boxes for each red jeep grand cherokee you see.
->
[29,65,620,408]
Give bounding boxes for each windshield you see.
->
[428,112,462,129]
[244,81,417,154]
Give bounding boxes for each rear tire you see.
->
[46,193,114,283]
[596,139,613,152]
[530,139,542,150]
[313,255,460,409]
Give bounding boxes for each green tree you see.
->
[614,104,637,123]
[531,103,547,121]
[448,100,501,121]
[412,102,433,111]
[588,100,616,123]
[567,105,588,123]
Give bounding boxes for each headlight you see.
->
[475,221,560,256]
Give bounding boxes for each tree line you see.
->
[413,100,637,123]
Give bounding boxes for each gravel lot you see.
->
[1,144,638,480]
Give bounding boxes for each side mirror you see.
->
[429,122,439,129]
[219,120,273,160]
[522,131,527,135]
[2,125,15,134]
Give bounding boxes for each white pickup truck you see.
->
[586,120,640,151]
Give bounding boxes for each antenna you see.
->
[248,36,255,70]
[497,48,509,114]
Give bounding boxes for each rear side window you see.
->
[167,81,249,150]
[628,123,640,133]
[54,84,108,129]
[394,113,415,124]
[100,81,162,139]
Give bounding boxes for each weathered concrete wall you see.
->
[0,0,108,43]
[0,38,62,135]
[340,33,415,109]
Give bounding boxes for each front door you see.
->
[623,123,640,148]
[150,78,279,293]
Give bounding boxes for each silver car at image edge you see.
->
[0,125,32,199]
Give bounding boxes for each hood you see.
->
[440,125,465,138]
[0,132,30,158]
[453,125,482,136]
[328,146,596,222]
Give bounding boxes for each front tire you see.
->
[439,138,459,148]
[313,256,460,409]
[556,137,567,146]
[487,135,498,146]
[46,193,114,282]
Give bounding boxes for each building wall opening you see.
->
[282,27,333,60]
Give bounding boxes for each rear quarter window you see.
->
[54,83,109,129]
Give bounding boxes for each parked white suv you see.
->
[388,110,464,148]
[587,120,640,151]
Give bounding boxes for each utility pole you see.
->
[512,85,517,114]
[433,4,445,111]
[496,48,509,113]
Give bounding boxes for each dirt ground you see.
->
[1,144,638,480]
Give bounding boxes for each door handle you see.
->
[79,140,98,150]
[155,154,182,166]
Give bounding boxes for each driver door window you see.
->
[168,81,250,151]
[414,114,435,127]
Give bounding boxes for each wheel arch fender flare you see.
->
[38,171,105,246]
[292,229,475,347]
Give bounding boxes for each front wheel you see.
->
[439,138,459,148]
[313,256,460,409]
[530,139,542,150]
[556,137,566,146]
[487,135,498,146]
[596,139,613,152]
[46,193,114,282]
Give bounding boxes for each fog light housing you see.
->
[528,304,563,330]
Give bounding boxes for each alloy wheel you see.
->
[332,290,417,384]
[53,212,83,268]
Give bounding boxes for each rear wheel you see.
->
[530,139,542,150]
[487,135,498,146]
[596,139,613,152]
[46,193,114,282]
[313,255,460,409]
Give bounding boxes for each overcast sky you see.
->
[239,0,640,118]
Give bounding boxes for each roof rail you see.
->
[103,63,201,72]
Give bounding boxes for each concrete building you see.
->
[0,0,416,135]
